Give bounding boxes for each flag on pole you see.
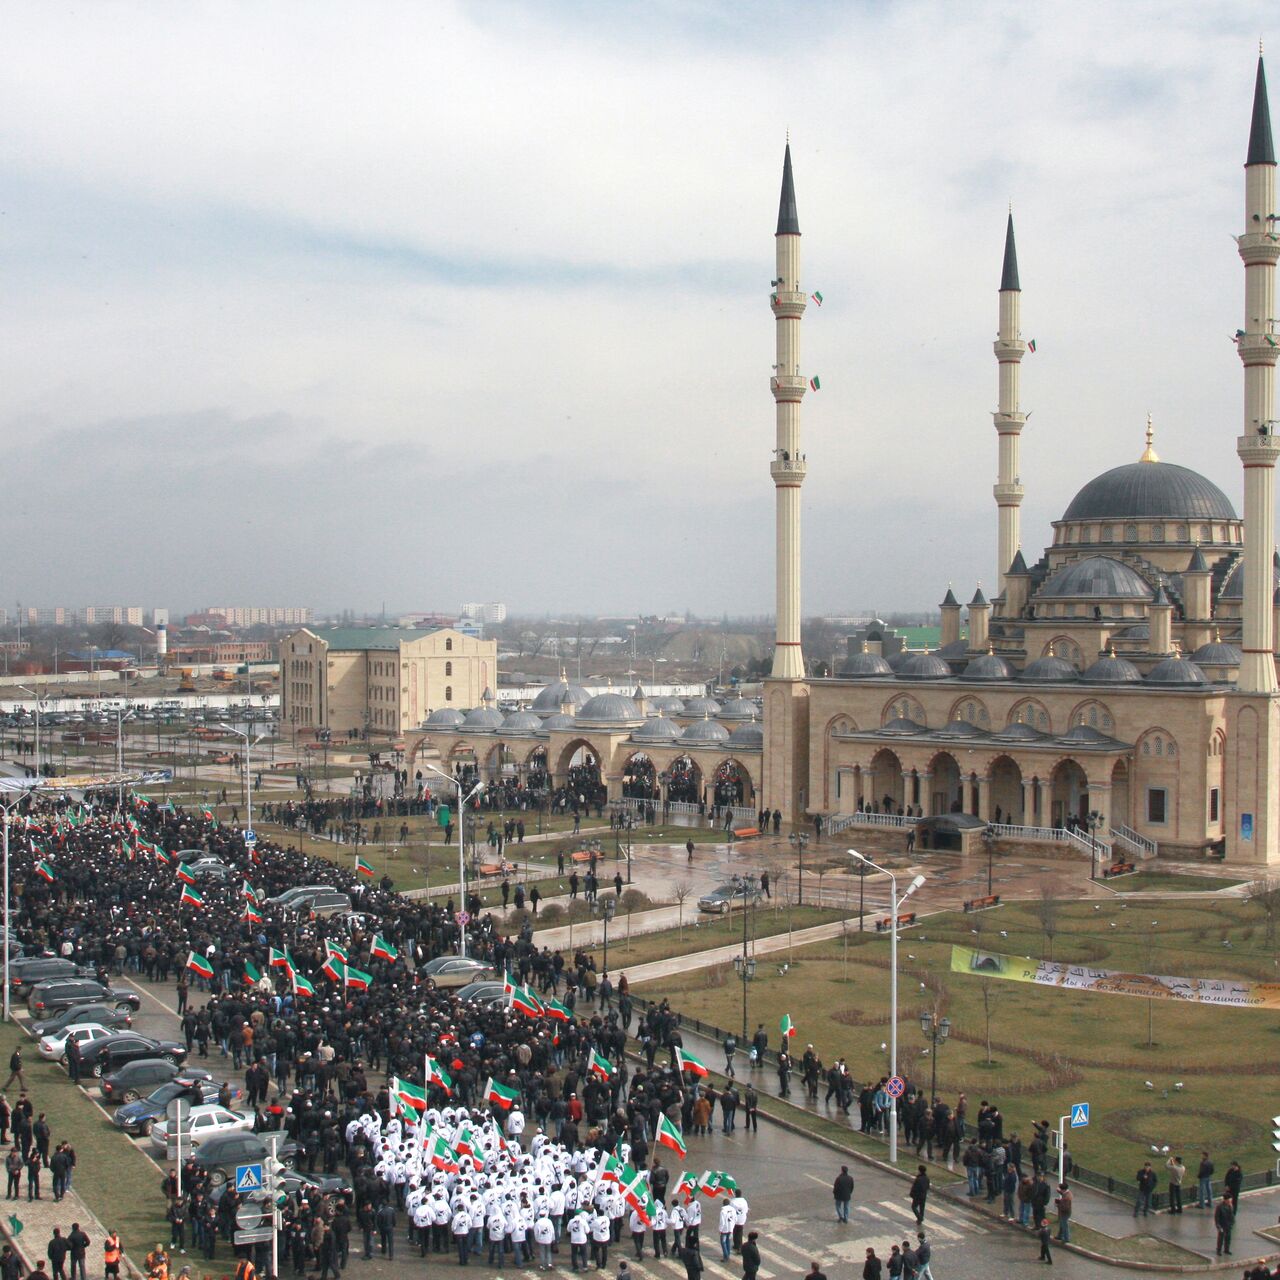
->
[809,375,821,391]
[656,1113,687,1157]
[698,1171,739,1197]
[780,1013,796,1038]
[355,856,374,878]
[810,291,823,305]
[511,985,544,1018]
[199,806,215,822]
[179,885,205,908]
[1027,339,1037,353]
[390,1077,429,1112]
[675,1047,708,1078]
[324,941,350,964]
[186,951,214,979]
[292,973,314,997]
[370,935,398,962]
[425,1055,454,1095]
[484,1077,519,1109]
[244,961,261,985]
[675,1172,699,1200]
[343,966,372,991]
[175,862,196,885]
[620,1165,657,1225]
[119,840,133,861]
[321,956,346,983]
[543,996,572,1022]
[598,1153,623,1184]
[424,1130,460,1173]
[153,846,171,865]
[269,947,293,971]
[34,860,55,883]
[587,1048,613,1080]
[241,904,262,924]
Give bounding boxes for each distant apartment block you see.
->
[460,602,507,624]
[195,607,313,628]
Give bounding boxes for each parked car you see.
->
[453,980,506,1005]
[420,957,497,988]
[150,1104,253,1151]
[187,862,232,884]
[192,1133,297,1187]
[309,893,353,918]
[101,1059,209,1103]
[37,1022,114,1062]
[112,1077,229,1133]
[698,880,764,914]
[27,978,139,1018]
[82,1033,186,1079]
[265,885,336,911]
[30,1002,133,1038]
[8,957,89,996]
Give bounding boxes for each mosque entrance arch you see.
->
[525,745,549,791]
[1051,759,1089,827]
[929,752,963,815]
[1111,759,1130,828]
[869,749,904,814]
[666,754,703,805]
[988,755,1023,824]
[712,759,755,808]
[622,752,658,800]
[555,738,602,795]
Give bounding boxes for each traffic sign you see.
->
[885,1075,906,1099]
[243,829,257,846]
[236,1201,270,1231]
[456,911,470,926]
[234,1228,274,1246]
[1070,1102,1090,1128]
[235,1162,264,1193]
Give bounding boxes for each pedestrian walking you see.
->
[909,1166,929,1225]
[914,1233,934,1280]
[1037,1219,1053,1264]
[833,1166,854,1223]
[862,1248,882,1280]
[1214,1194,1235,1256]
[2,1051,27,1094]
[740,1231,760,1280]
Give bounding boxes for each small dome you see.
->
[531,680,591,713]
[577,693,641,723]
[897,653,952,680]
[934,640,970,660]
[1019,656,1080,682]
[1061,461,1236,522]
[1145,655,1209,686]
[680,718,730,743]
[840,651,894,678]
[993,722,1049,742]
[652,696,686,714]
[1218,557,1280,600]
[460,706,504,730]
[719,698,759,721]
[728,723,764,749]
[630,716,683,742]
[424,708,466,726]
[880,717,926,735]
[682,696,722,716]
[1038,556,1153,600]
[885,651,911,672]
[934,719,990,739]
[536,713,576,735]
[1083,653,1143,683]
[1192,640,1242,666]
[961,652,1014,681]
[1059,724,1118,744]
[498,711,542,734]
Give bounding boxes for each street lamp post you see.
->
[732,874,758,1038]
[422,762,484,957]
[849,850,926,1164]
[599,894,616,974]
[919,1008,952,1106]
[982,826,995,896]
[224,726,267,835]
[16,687,41,778]
[114,708,136,811]
[1086,810,1103,880]
[789,831,808,905]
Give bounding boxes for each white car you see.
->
[150,1104,253,1151]
[37,1022,113,1062]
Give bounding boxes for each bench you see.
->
[963,894,1002,912]
[571,850,596,863]
[1102,861,1136,878]
[732,827,760,839]
[875,912,917,932]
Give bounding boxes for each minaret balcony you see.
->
[770,290,807,318]
[993,338,1026,360]
[1236,333,1280,363]
[1237,232,1280,265]
[771,374,808,401]
[771,458,808,482]
[1237,431,1280,464]
[992,482,1024,503]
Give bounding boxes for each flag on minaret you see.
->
[1027,339,1037,353]
[809,375,821,391]
[810,291,823,306]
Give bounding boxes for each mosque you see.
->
[763,54,1280,865]
[410,55,1280,866]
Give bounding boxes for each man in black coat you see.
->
[909,1167,929,1225]
[740,1232,760,1280]
[833,1166,855,1223]
[1214,1194,1235,1256]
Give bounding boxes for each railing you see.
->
[1064,826,1111,859]
[1111,823,1157,859]
[826,813,859,835]
[988,822,1109,859]
[833,811,916,830]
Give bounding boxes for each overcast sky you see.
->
[2,1,1275,617]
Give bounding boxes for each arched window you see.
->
[1124,523,1138,543]
[1177,524,1189,542]
[1151,524,1164,543]
[445,638,453,651]
[1102,524,1114,543]
[445,662,452,676]
[1200,524,1212,542]
[445,686,453,702]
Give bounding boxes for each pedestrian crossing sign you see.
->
[235,1163,263,1193]
[1070,1103,1090,1128]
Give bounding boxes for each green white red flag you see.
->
[656,1113,687,1157]
[484,1077,519,1109]
[186,951,213,979]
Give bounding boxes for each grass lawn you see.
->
[1107,870,1247,894]
[0,1021,168,1265]
[636,896,1280,1186]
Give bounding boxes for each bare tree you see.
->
[1249,877,1280,962]
[618,888,649,950]
[673,883,692,940]
[1032,883,1061,961]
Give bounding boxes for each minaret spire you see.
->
[770,142,807,679]
[1237,48,1280,694]
[993,211,1027,600]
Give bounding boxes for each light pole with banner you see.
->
[422,762,484,957]
[849,849,925,1163]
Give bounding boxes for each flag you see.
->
[453,1124,478,1162]
[244,961,261,985]
[180,885,205,908]
[241,880,257,901]
[242,904,262,924]
[484,1077,519,1109]
[370,935,398,962]
[675,1047,708,1078]
[809,375,821,391]
[153,846,171,865]
[543,996,572,1022]
[199,806,215,822]
[424,1130,460,1173]
[425,1055,453,1095]
[1027,339,1037,353]
[620,1166,657,1226]
[598,1153,623,1184]
[344,966,372,991]
[325,940,349,964]
[321,956,346,983]
[587,1048,613,1080]
[656,1114,687,1158]
[175,862,196,885]
[269,947,293,971]
[780,1013,796,1038]
[698,1171,738,1197]
[810,291,823,305]
[292,973,314,997]
[511,985,544,1018]
[355,856,374,877]
[503,971,519,997]
[390,1077,429,1112]
[34,861,55,883]
[119,840,133,861]
[186,951,214,979]
[675,1172,699,1201]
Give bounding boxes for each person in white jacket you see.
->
[567,1208,590,1272]
[650,1200,669,1258]
[486,1207,508,1266]
[718,1202,736,1261]
[591,1207,612,1269]
[629,1207,648,1260]
[730,1191,749,1254]
[533,1210,555,1270]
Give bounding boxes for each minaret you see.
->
[1237,51,1280,693]
[770,143,808,678]
[994,212,1027,596]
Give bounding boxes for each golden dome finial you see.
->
[1140,412,1160,463]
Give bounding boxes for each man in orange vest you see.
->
[102,1234,121,1280]
[232,1259,255,1280]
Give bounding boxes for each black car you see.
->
[192,1133,297,1187]
[30,1002,133,1038]
[187,862,232,884]
[26,978,139,1018]
[100,1057,190,1102]
[83,1033,186,1080]
[111,1074,221,1132]
[8,957,89,996]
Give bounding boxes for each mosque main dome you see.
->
[1061,461,1236,523]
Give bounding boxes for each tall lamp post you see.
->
[1086,809,1103,880]
[114,708,136,811]
[789,831,808,905]
[422,762,484,957]
[919,1008,951,1105]
[982,826,995,895]
[732,874,758,1038]
[223,725,267,835]
[15,687,42,778]
[849,849,926,1164]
